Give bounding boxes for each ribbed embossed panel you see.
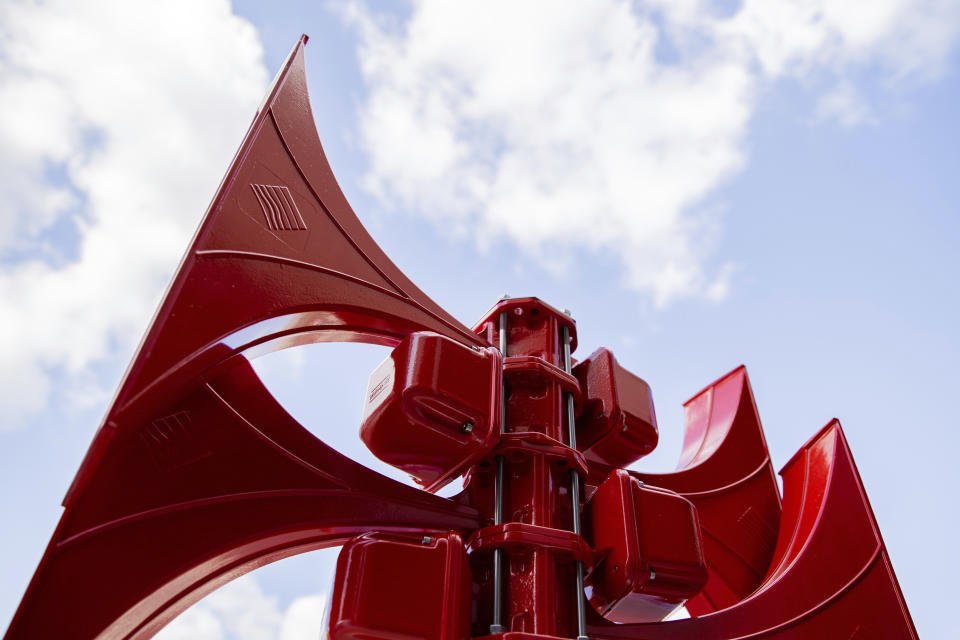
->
[251,183,307,230]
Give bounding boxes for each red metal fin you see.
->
[64,34,486,507]
[6,357,479,640]
[106,34,482,446]
[631,366,781,614]
[588,421,917,639]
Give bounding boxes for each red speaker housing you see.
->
[327,532,472,640]
[360,331,502,491]
[572,348,658,481]
[585,469,707,622]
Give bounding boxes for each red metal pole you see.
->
[470,297,583,637]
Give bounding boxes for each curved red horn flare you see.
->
[5,37,483,640]
[589,421,918,639]
[632,366,781,615]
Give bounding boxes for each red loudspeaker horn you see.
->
[5,36,483,640]
[632,366,782,615]
[589,420,918,639]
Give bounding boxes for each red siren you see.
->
[4,36,916,640]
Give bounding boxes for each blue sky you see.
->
[1,1,958,638]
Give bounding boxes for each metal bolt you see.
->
[650,568,657,581]
[462,421,474,434]
[500,293,511,300]
[421,535,433,545]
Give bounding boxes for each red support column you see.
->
[468,298,585,639]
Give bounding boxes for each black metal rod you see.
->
[490,310,509,634]
[561,324,588,640]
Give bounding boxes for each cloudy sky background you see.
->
[1,0,958,637]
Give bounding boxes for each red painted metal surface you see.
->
[573,348,658,482]
[631,366,781,616]
[466,298,581,638]
[328,532,472,640]
[584,470,706,623]
[360,331,503,491]
[586,421,918,639]
[468,523,595,570]
[5,34,917,640]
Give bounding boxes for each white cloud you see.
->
[199,576,285,640]
[713,0,960,79]
[0,0,268,429]
[155,606,224,640]
[343,0,960,307]
[815,83,877,127]
[155,575,326,640]
[280,594,328,640]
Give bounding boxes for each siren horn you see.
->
[4,34,918,640]
[5,36,484,640]
[589,420,918,639]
